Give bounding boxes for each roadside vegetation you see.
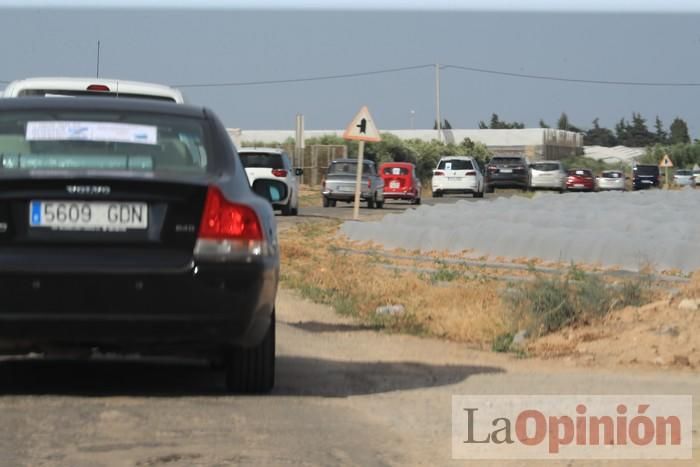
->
[279,220,659,352]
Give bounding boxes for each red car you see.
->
[379,162,422,204]
[566,168,596,192]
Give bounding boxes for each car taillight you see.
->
[434,171,445,176]
[368,179,371,188]
[194,186,267,261]
[487,165,497,172]
[271,169,287,177]
[465,170,476,175]
[86,84,110,92]
[322,178,326,189]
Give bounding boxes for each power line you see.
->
[171,64,434,88]
[442,63,700,87]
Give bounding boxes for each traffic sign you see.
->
[659,154,674,168]
[343,106,381,142]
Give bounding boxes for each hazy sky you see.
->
[1,4,699,138]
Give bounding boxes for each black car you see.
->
[0,97,282,393]
[632,164,660,190]
[484,155,530,192]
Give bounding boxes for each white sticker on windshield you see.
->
[26,121,158,145]
[392,167,401,175]
[445,162,452,170]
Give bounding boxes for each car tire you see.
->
[432,191,442,198]
[474,190,484,198]
[281,202,292,216]
[291,205,299,216]
[415,197,421,205]
[367,195,376,209]
[224,310,275,394]
[376,199,384,209]
[486,185,494,194]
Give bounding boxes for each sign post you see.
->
[659,154,674,189]
[342,106,381,220]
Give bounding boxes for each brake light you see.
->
[487,165,497,172]
[368,179,371,188]
[465,170,476,175]
[434,171,445,176]
[271,169,287,177]
[86,84,110,92]
[322,178,326,189]
[198,186,262,240]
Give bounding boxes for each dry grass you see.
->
[280,220,510,347]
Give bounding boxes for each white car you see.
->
[431,156,484,198]
[529,161,566,192]
[2,77,185,103]
[673,169,696,187]
[597,170,626,191]
[238,148,302,215]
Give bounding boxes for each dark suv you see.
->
[632,164,660,190]
[485,155,530,192]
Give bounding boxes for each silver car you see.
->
[673,169,696,187]
[322,159,385,208]
[597,170,626,191]
[529,161,566,192]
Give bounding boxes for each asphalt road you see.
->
[1,290,697,466]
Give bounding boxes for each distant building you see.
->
[229,128,583,160]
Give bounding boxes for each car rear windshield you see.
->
[0,110,210,174]
[634,165,659,176]
[438,159,473,170]
[530,162,560,171]
[601,171,622,178]
[239,152,285,169]
[328,161,373,175]
[676,170,692,175]
[490,157,524,165]
[17,89,177,102]
[383,166,410,175]
[568,169,592,176]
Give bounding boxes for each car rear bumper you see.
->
[598,181,625,190]
[383,191,417,199]
[530,178,563,189]
[432,177,479,192]
[322,190,371,201]
[0,258,278,356]
[486,175,528,188]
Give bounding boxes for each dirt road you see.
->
[0,289,697,466]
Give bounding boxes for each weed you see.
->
[492,332,514,352]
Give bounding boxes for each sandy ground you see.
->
[1,289,697,466]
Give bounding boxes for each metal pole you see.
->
[352,140,365,220]
[96,40,101,78]
[435,63,442,142]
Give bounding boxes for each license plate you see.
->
[30,201,148,231]
[448,177,462,181]
[500,169,512,173]
[390,181,400,189]
[574,184,584,188]
[338,186,355,192]
[642,180,652,184]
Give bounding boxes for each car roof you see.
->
[3,77,184,103]
[379,161,413,167]
[238,147,286,154]
[331,158,374,164]
[0,96,208,119]
[439,155,474,160]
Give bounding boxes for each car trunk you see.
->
[0,174,210,273]
[436,160,475,180]
[383,168,411,192]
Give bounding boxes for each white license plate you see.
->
[642,180,652,184]
[338,186,355,192]
[30,200,148,231]
[448,177,462,181]
[500,169,512,173]
[574,184,584,188]
[390,181,400,189]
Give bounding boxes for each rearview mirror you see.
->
[295,168,304,176]
[252,179,288,203]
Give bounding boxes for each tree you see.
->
[669,117,691,144]
[615,118,628,145]
[539,119,550,129]
[584,118,617,147]
[623,113,656,147]
[478,113,525,129]
[557,113,569,131]
[654,116,668,144]
[433,119,452,130]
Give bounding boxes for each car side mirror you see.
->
[252,179,288,203]
[295,168,304,176]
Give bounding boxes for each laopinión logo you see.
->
[452,395,692,460]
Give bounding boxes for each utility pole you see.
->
[96,40,101,78]
[435,63,442,142]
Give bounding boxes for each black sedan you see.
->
[0,97,283,393]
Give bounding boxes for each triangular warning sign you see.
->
[659,154,674,168]
[343,106,381,142]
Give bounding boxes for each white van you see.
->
[2,77,185,103]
